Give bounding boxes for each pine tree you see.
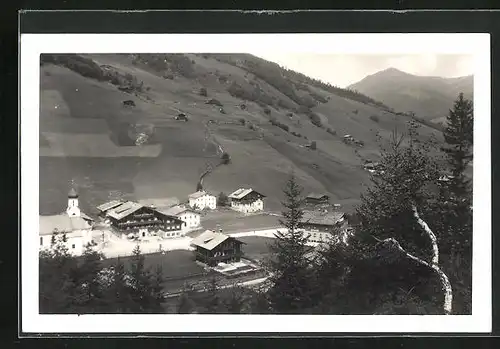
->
[266,172,316,313]
[202,276,225,313]
[39,232,80,313]
[441,92,473,201]
[438,93,473,314]
[74,245,105,312]
[176,284,196,314]
[224,286,246,314]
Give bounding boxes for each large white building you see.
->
[161,205,201,231]
[228,188,265,213]
[188,191,217,210]
[39,188,94,256]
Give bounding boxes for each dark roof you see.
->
[306,193,329,200]
[68,188,78,198]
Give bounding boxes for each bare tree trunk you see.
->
[412,205,439,265]
[378,235,453,315]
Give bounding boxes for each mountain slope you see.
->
[348,68,473,123]
[39,54,444,216]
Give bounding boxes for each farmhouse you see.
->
[160,205,201,231]
[191,230,245,267]
[188,191,217,210]
[298,210,348,243]
[228,188,266,213]
[96,200,185,239]
[39,188,94,256]
[305,193,330,206]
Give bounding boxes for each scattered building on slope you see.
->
[39,188,94,256]
[305,192,330,206]
[188,190,217,210]
[191,230,245,267]
[96,200,185,240]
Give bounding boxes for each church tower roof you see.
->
[68,187,78,198]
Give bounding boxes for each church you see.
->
[39,187,94,256]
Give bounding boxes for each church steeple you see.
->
[66,186,80,217]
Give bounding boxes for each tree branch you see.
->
[412,204,439,265]
[379,237,453,315]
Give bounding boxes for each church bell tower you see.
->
[66,187,81,217]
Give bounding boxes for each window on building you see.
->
[72,244,75,249]
[142,232,145,237]
[40,237,43,246]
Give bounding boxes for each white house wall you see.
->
[230,199,264,213]
[189,195,217,210]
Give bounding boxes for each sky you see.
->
[253,53,474,88]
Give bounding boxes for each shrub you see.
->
[263,107,271,115]
[310,141,317,150]
[163,73,174,80]
[217,192,229,206]
[326,128,337,136]
[278,123,290,132]
[206,98,223,107]
[221,152,231,165]
[370,115,380,123]
[239,118,246,125]
[199,87,208,97]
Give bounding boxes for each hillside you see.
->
[39,54,444,216]
[348,67,473,124]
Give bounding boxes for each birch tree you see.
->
[356,122,453,314]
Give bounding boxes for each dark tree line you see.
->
[39,234,164,314]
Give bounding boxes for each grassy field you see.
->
[39,54,457,217]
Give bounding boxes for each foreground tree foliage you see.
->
[39,237,164,314]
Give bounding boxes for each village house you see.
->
[228,188,266,213]
[305,193,330,206]
[96,200,185,239]
[39,188,94,256]
[191,230,245,267]
[188,191,217,210]
[160,205,201,231]
[298,210,348,243]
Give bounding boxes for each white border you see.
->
[20,33,491,334]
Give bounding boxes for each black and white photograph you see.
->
[20,33,491,334]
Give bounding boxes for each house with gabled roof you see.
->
[159,205,201,230]
[298,210,348,243]
[191,230,245,266]
[188,190,217,210]
[228,188,266,213]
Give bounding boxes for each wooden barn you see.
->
[96,200,186,239]
[191,230,245,266]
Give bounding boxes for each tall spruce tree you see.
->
[441,92,473,200]
[437,93,474,314]
[266,172,316,313]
